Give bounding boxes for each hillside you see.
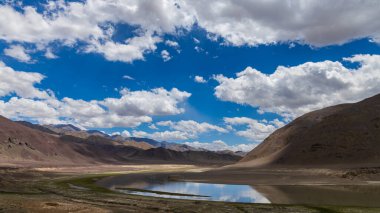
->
[0,116,241,166]
[0,116,90,165]
[239,93,380,167]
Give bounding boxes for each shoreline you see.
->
[2,164,380,212]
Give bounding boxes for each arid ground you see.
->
[2,164,380,213]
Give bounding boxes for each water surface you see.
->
[99,175,380,207]
[115,181,270,203]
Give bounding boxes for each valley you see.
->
[3,94,380,212]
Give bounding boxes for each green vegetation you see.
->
[56,174,114,193]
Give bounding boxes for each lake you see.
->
[98,175,380,207]
[114,181,270,203]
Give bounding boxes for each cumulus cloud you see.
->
[133,120,228,141]
[184,140,257,152]
[194,75,207,83]
[4,45,32,63]
[1,0,380,63]
[157,120,227,134]
[161,49,172,62]
[121,130,131,137]
[190,0,380,46]
[44,48,58,59]
[0,61,190,128]
[215,54,380,119]
[0,62,49,98]
[102,88,191,117]
[86,33,161,63]
[165,40,180,48]
[0,97,60,124]
[132,130,191,141]
[224,117,285,141]
[149,124,158,130]
[0,0,194,62]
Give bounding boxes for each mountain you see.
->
[130,147,242,164]
[42,124,103,139]
[121,137,207,152]
[44,124,82,133]
[15,121,57,135]
[0,116,90,164]
[39,125,204,152]
[1,115,241,165]
[86,130,110,138]
[126,137,162,147]
[239,93,380,167]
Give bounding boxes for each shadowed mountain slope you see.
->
[239,94,380,167]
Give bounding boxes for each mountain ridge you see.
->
[239,93,380,167]
[1,115,241,166]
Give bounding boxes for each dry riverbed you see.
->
[1,164,380,212]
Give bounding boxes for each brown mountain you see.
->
[239,94,380,167]
[0,116,90,165]
[0,115,241,166]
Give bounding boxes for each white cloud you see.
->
[1,0,380,63]
[134,120,228,141]
[110,132,121,136]
[165,40,179,48]
[194,46,203,53]
[123,75,135,80]
[157,120,227,135]
[194,75,207,83]
[0,97,60,124]
[161,49,172,62]
[184,140,257,152]
[132,130,190,141]
[80,114,152,129]
[4,45,32,63]
[0,61,190,128]
[86,33,161,63]
[224,117,284,141]
[149,124,158,130]
[190,0,380,46]
[121,130,131,137]
[44,48,58,59]
[0,61,49,98]
[0,0,195,62]
[102,88,191,117]
[215,54,380,119]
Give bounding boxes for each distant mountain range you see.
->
[239,93,380,167]
[20,122,240,154]
[0,116,242,166]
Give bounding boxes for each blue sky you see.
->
[1,1,380,152]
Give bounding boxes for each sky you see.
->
[1,0,380,152]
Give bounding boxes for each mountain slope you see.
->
[0,116,241,166]
[239,94,380,167]
[0,116,90,164]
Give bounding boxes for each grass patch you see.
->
[55,174,114,193]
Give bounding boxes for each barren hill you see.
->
[0,116,241,166]
[239,94,380,167]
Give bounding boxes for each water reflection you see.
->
[99,175,380,206]
[115,181,270,203]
